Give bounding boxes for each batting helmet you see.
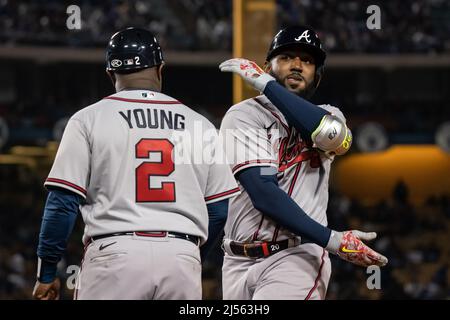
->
[106,27,164,74]
[266,25,326,70]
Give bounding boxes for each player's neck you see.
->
[115,81,161,93]
[117,87,160,92]
[113,67,162,93]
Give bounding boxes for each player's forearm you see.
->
[37,189,80,283]
[263,80,329,136]
[264,81,352,155]
[238,167,331,247]
[201,199,229,261]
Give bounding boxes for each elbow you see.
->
[311,114,353,156]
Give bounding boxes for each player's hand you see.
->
[326,230,388,267]
[32,278,61,300]
[219,58,275,92]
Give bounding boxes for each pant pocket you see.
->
[90,251,127,263]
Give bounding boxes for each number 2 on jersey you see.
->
[135,139,175,202]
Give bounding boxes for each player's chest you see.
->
[266,122,322,173]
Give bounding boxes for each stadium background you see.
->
[0,0,449,299]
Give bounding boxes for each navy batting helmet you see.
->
[106,27,164,74]
[266,26,326,69]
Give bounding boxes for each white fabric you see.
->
[75,235,201,299]
[45,90,240,245]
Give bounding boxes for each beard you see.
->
[268,70,317,100]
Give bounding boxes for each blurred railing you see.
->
[1,46,450,67]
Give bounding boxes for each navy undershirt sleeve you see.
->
[264,80,329,136]
[237,166,331,247]
[37,188,80,283]
[201,199,229,261]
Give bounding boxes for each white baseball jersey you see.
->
[220,94,346,243]
[45,90,240,245]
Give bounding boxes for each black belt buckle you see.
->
[242,243,252,258]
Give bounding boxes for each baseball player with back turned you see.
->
[32,27,240,300]
[218,25,388,300]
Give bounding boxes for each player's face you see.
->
[266,49,317,98]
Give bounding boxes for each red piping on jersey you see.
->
[252,215,265,241]
[253,97,291,134]
[232,160,278,174]
[305,249,326,300]
[287,162,302,196]
[103,96,182,104]
[205,187,240,202]
[272,228,279,242]
[45,178,87,195]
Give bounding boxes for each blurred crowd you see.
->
[278,0,450,54]
[0,0,449,53]
[0,0,231,51]
[325,181,449,299]
[0,163,448,299]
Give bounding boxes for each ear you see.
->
[157,63,164,81]
[314,66,324,89]
[106,70,116,86]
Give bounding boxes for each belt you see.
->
[223,238,307,259]
[90,231,200,246]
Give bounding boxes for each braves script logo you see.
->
[294,30,311,43]
[278,136,321,172]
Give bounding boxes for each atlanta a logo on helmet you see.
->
[294,30,311,43]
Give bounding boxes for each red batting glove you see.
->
[326,230,388,267]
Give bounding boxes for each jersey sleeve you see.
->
[203,129,241,205]
[219,109,278,176]
[44,118,90,199]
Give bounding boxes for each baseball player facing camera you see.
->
[33,27,239,300]
[219,25,388,300]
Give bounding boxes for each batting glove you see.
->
[219,58,275,92]
[326,230,388,267]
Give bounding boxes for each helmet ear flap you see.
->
[157,63,164,81]
[303,65,324,99]
[314,65,324,89]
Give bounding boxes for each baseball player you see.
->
[32,27,240,300]
[218,26,388,300]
